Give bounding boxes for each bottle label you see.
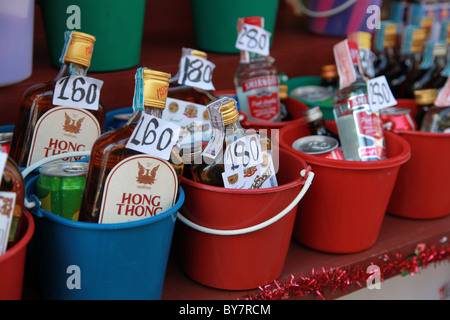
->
[27,106,101,166]
[418,41,435,69]
[161,97,212,149]
[238,75,280,121]
[354,108,386,160]
[0,191,16,255]
[98,155,178,224]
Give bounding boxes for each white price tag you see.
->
[126,114,181,160]
[367,76,397,111]
[0,152,7,179]
[434,77,450,107]
[53,75,103,110]
[178,55,216,91]
[224,135,262,173]
[235,23,271,56]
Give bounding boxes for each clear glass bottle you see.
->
[234,18,281,122]
[9,31,105,167]
[191,99,273,188]
[333,40,386,161]
[374,21,398,77]
[413,88,437,129]
[79,68,184,223]
[0,154,24,254]
[304,106,340,144]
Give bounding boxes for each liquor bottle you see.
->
[374,21,398,77]
[79,68,184,223]
[401,41,447,99]
[304,106,340,144]
[0,153,24,254]
[425,20,450,90]
[420,78,450,132]
[384,25,426,98]
[348,31,376,79]
[191,98,277,189]
[234,17,281,122]
[319,64,338,93]
[279,84,292,121]
[9,31,105,167]
[413,88,437,128]
[333,39,386,161]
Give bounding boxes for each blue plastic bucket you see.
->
[24,155,184,300]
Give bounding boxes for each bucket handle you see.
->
[22,151,92,210]
[297,0,358,18]
[176,169,314,236]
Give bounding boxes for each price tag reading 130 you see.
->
[126,114,181,161]
[53,75,103,110]
[178,55,216,91]
[224,134,262,173]
[367,76,397,111]
[235,23,271,56]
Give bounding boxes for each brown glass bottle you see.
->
[0,155,24,252]
[279,84,292,121]
[374,22,398,77]
[79,69,184,223]
[304,106,340,144]
[413,88,437,129]
[319,65,338,93]
[191,99,271,187]
[9,31,105,167]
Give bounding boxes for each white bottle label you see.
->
[0,191,16,254]
[98,155,178,224]
[27,106,101,166]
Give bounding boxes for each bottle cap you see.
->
[220,100,239,126]
[420,16,433,39]
[320,64,338,79]
[414,89,437,105]
[143,69,171,109]
[349,31,372,50]
[384,23,398,48]
[190,50,207,59]
[304,106,323,123]
[411,28,426,53]
[433,42,447,57]
[63,31,96,68]
[279,84,288,99]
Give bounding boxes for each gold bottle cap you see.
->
[420,16,433,39]
[279,84,288,99]
[433,42,447,57]
[304,106,323,123]
[220,100,239,126]
[320,64,338,79]
[63,31,96,67]
[411,28,426,53]
[414,89,437,105]
[190,49,207,59]
[349,31,372,50]
[384,23,398,48]
[143,69,171,109]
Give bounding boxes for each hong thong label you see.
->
[98,155,178,224]
[0,191,16,255]
[27,106,101,166]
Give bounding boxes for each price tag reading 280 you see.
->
[367,76,397,111]
[53,75,104,110]
[235,23,271,56]
[178,55,216,91]
[126,114,181,160]
[224,135,262,173]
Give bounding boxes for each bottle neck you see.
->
[54,62,89,80]
[224,120,245,144]
[240,51,272,64]
[143,106,163,118]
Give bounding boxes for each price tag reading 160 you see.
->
[53,75,104,111]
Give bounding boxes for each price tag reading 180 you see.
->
[367,76,397,111]
[235,23,271,56]
[53,75,103,111]
[126,114,181,160]
[178,55,216,91]
[224,135,262,173]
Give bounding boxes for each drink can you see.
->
[0,132,13,154]
[380,107,416,131]
[290,85,332,103]
[292,135,344,160]
[36,162,88,221]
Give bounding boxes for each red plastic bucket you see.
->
[176,148,314,290]
[387,99,450,219]
[0,210,35,300]
[278,122,411,253]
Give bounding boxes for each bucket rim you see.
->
[279,127,411,170]
[394,129,450,138]
[182,148,309,194]
[26,175,185,231]
[0,210,35,263]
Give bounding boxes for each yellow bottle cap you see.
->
[63,31,96,68]
[220,100,239,126]
[143,69,171,109]
[190,50,207,59]
[414,89,437,105]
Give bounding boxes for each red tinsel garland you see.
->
[242,244,450,300]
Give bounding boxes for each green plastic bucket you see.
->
[286,76,335,120]
[190,0,279,54]
[40,0,146,72]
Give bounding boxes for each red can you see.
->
[0,132,13,154]
[380,107,416,131]
[292,135,345,160]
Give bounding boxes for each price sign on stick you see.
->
[53,75,103,110]
[235,23,271,56]
[367,76,397,111]
[126,114,181,160]
[178,55,216,91]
